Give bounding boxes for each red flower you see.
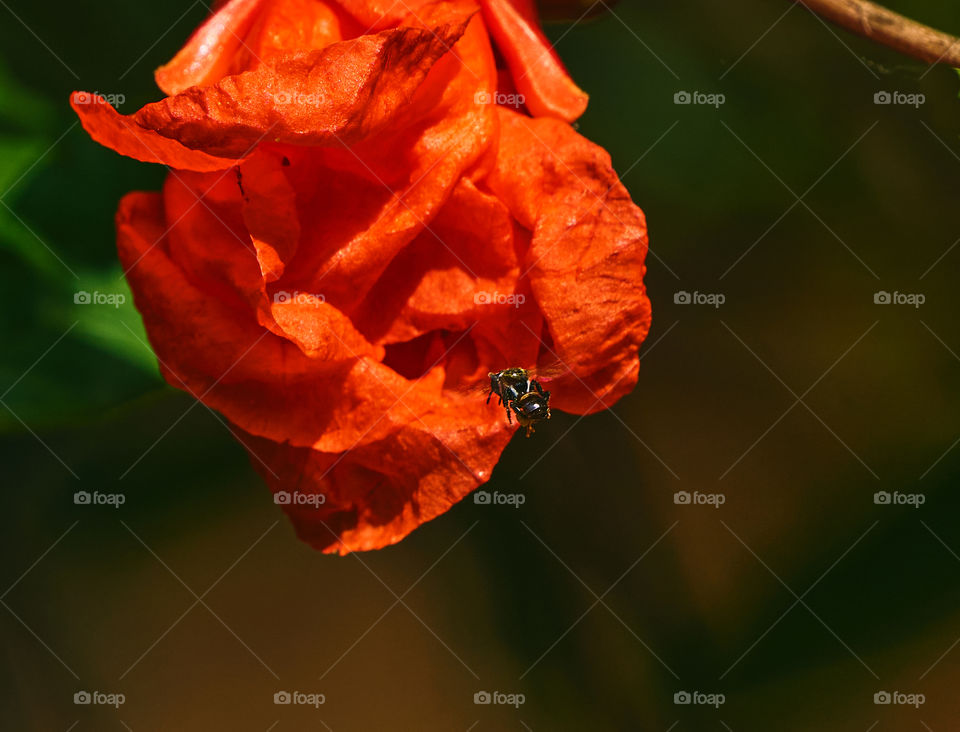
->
[72,0,651,553]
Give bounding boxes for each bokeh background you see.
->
[2,0,960,729]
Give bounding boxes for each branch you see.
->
[797,0,960,68]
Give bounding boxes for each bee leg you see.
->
[487,373,500,406]
[504,402,513,424]
[525,424,534,437]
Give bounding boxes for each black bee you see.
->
[487,367,551,437]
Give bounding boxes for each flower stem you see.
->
[797,0,960,67]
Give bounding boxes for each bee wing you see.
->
[530,358,574,386]
[450,373,493,395]
[449,360,572,395]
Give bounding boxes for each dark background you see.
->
[2,0,960,729]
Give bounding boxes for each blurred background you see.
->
[2,0,960,729]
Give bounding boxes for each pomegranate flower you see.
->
[72,0,651,553]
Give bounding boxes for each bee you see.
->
[486,367,551,437]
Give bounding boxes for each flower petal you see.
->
[134,9,477,157]
[117,190,513,456]
[238,150,299,282]
[234,0,349,68]
[70,93,241,172]
[486,108,651,413]
[155,0,268,96]
[331,0,430,30]
[270,12,498,314]
[239,414,512,554]
[481,0,588,121]
[348,176,545,384]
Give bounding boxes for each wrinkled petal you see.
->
[71,93,240,172]
[226,0,350,73]
[332,0,416,29]
[136,9,476,157]
[486,108,651,413]
[238,150,299,282]
[353,177,521,345]
[272,12,497,313]
[481,0,588,121]
[155,0,268,95]
[75,6,475,163]
[240,416,512,554]
[117,190,508,455]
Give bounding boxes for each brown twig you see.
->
[797,0,960,67]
